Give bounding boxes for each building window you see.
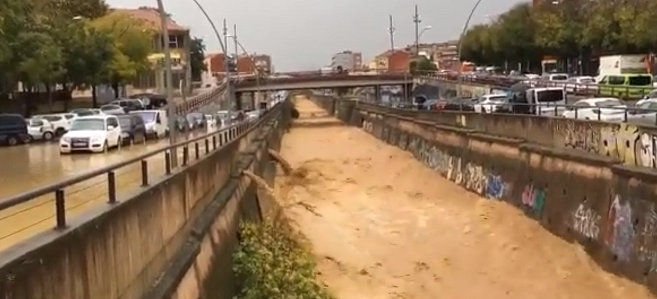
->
[168,35,178,48]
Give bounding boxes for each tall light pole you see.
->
[227,29,261,110]
[388,14,395,52]
[155,0,179,168]
[189,0,232,111]
[456,0,484,98]
[413,4,421,56]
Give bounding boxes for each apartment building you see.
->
[206,53,272,75]
[371,49,411,72]
[331,51,363,71]
[115,7,192,92]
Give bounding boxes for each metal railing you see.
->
[174,83,228,115]
[236,71,411,89]
[0,101,281,235]
[366,99,657,126]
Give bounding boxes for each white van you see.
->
[130,110,168,139]
[526,87,567,116]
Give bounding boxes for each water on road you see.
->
[273,97,655,299]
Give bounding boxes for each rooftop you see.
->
[112,7,187,32]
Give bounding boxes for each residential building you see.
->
[114,7,191,93]
[331,51,363,71]
[371,49,411,72]
[434,40,459,71]
[206,53,272,75]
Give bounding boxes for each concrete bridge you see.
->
[3,73,657,297]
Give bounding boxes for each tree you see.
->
[459,0,657,73]
[91,12,154,97]
[410,56,437,74]
[190,37,207,82]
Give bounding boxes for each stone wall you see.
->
[325,97,657,295]
[0,100,292,299]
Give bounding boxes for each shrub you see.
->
[233,218,333,299]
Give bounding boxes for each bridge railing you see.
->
[236,70,412,89]
[174,83,227,115]
[416,71,656,100]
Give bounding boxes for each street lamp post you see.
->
[155,0,179,168]
[456,0,484,99]
[156,0,231,168]
[188,0,232,109]
[226,31,261,110]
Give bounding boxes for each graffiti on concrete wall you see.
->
[486,175,506,200]
[605,195,635,262]
[361,119,373,133]
[599,124,657,168]
[405,133,509,199]
[638,203,657,271]
[572,203,601,239]
[556,121,599,153]
[397,132,408,150]
[462,162,486,194]
[521,184,546,217]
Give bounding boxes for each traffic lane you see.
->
[0,128,229,251]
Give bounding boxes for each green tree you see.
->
[92,12,154,97]
[190,38,207,82]
[460,24,501,65]
[495,3,541,70]
[410,56,437,74]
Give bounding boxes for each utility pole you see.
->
[233,24,239,66]
[222,18,234,114]
[388,14,395,52]
[156,0,177,168]
[413,4,420,56]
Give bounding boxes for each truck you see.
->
[598,54,649,76]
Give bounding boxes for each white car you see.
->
[562,98,626,121]
[564,76,596,93]
[59,115,122,154]
[27,118,55,141]
[473,94,507,113]
[627,98,657,125]
[34,113,75,136]
[100,104,125,115]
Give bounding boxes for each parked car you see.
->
[474,94,508,113]
[0,114,30,146]
[27,118,56,141]
[564,76,596,93]
[187,113,206,129]
[174,115,190,132]
[562,98,626,121]
[34,113,75,136]
[70,108,101,117]
[130,93,167,109]
[110,99,145,113]
[117,114,147,145]
[59,115,122,154]
[626,98,657,125]
[130,110,168,139]
[100,104,125,115]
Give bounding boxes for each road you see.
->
[0,127,227,251]
[272,97,655,298]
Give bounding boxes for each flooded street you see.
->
[273,97,655,299]
[0,128,222,251]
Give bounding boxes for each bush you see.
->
[233,218,333,299]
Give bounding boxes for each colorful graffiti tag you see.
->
[555,121,657,168]
[521,184,546,217]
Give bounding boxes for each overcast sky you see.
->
[107,0,525,71]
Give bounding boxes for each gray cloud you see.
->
[107,0,525,71]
